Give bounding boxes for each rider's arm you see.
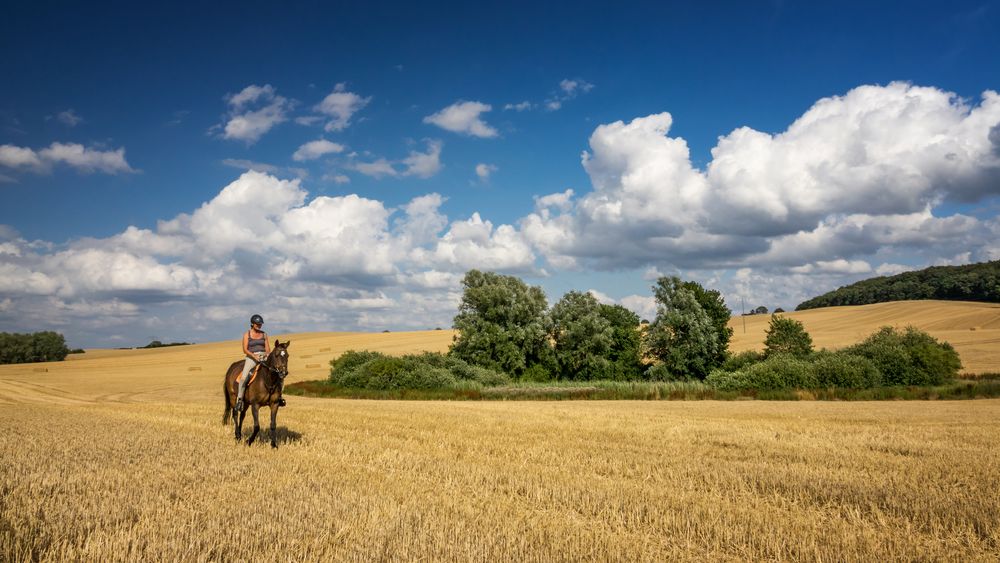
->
[264,333,270,355]
[242,332,252,358]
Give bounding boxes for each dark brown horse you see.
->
[222,340,290,448]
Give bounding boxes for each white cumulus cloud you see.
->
[475,163,498,181]
[521,82,1000,275]
[423,101,498,138]
[292,139,346,161]
[352,140,443,179]
[313,83,371,132]
[0,142,134,174]
[218,84,291,144]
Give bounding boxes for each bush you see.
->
[705,369,740,390]
[644,363,687,382]
[520,364,553,382]
[721,350,765,372]
[707,355,817,391]
[845,326,961,385]
[811,351,882,388]
[764,316,813,358]
[329,350,510,389]
[330,350,388,380]
[358,357,457,390]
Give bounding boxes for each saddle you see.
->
[235,361,262,391]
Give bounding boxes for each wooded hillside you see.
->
[796,261,1000,310]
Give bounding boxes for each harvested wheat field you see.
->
[731,300,1000,374]
[1,301,1000,561]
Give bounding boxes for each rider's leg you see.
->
[236,357,256,409]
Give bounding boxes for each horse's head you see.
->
[267,339,291,379]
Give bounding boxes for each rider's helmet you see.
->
[250,314,264,327]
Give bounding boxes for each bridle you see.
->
[258,350,289,396]
[260,353,289,379]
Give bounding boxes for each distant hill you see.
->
[796,260,1000,311]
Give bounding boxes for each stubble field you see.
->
[1,301,999,560]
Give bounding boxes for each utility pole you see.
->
[741,296,746,334]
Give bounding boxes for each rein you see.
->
[257,353,288,395]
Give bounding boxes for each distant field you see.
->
[728,300,1000,374]
[7,299,995,404]
[1,301,999,560]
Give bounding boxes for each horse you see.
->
[222,340,290,448]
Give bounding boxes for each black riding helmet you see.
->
[250,314,264,327]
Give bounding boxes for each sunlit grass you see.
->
[2,399,999,560]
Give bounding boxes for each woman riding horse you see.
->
[223,337,291,448]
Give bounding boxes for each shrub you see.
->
[708,355,817,391]
[845,326,961,386]
[353,357,457,390]
[721,350,765,372]
[705,368,740,390]
[330,350,388,380]
[644,363,688,382]
[811,351,882,388]
[764,316,813,358]
[520,364,554,382]
[330,350,511,389]
[446,360,511,386]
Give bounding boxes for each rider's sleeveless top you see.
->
[247,331,267,353]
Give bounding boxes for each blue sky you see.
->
[2,1,999,347]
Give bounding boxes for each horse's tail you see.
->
[222,376,232,425]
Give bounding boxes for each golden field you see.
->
[728,300,1000,374]
[1,300,999,560]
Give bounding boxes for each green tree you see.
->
[680,280,733,368]
[0,331,70,364]
[764,316,814,358]
[643,277,722,380]
[845,326,961,385]
[549,291,613,380]
[598,303,644,379]
[449,270,550,376]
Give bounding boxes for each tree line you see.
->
[449,269,733,381]
[328,269,962,391]
[796,260,1000,310]
[0,331,71,364]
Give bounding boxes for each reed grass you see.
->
[286,378,1000,401]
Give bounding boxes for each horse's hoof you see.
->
[270,442,277,449]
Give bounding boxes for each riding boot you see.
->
[235,399,244,413]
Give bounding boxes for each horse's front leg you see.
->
[246,404,261,446]
[269,403,279,449]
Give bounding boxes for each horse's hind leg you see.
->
[246,404,261,446]
[269,404,279,449]
[235,399,246,441]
